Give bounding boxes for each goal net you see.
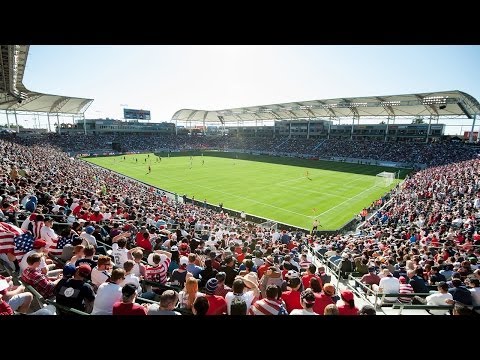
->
[259,220,278,232]
[375,171,395,187]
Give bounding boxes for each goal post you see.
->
[259,220,278,232]
[375,171,395,187]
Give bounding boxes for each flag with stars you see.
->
[14,232,35,253]
[57,235,76,250]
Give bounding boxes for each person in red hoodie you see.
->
[337,289,359,315]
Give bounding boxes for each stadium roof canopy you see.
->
[172,90,480,124]
[0,45,93,114]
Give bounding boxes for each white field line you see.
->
[315,183,377,218]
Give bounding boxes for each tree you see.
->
[411,116,425,124]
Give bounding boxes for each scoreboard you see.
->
[124,108,151,120]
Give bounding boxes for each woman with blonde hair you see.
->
[178,276,204,312]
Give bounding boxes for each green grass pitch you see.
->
[84,152,407,231]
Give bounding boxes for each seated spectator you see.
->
[21,253,63,299]
[55,264,95,314]
[147,289,181,315]
[290,288,318,315]
[112,283,147,316]
[337,290,358,315]
[91,268,125,315]
[249,284,287,316]
[178,277,205,312]
[424,281,453,315]
[192,296,209,316]
[358,304,376,315]
[203,278,227,315]
[324,304,339,315]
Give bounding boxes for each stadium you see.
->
[0,44,479,316]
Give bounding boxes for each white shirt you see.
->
[91,282,122,315]
[20,218,33,232]
[378,276,400,301]
[225,291,255,315]
[121,273,142,295]
[40,226,59,252]
[290,308,318,315]
[426,292,453,315]
[91,267,111,288]
[111,243,129,268]
[80,232,97,248]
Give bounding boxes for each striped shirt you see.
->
[248,298,286,315]
[146,256,171,285]
[398,283,414,303]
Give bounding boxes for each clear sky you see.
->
[6,45,480,134]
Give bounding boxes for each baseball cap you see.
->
[33,239,47,249]
[62,264,76,278]
[179,256,189,266]
[77,264,92,277]
[341,289,354,302]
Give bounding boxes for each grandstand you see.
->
[1,44,480,316]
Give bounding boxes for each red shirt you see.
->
[112,302,147,315]
[205,294,227,315]
[313,293,334,315]
[302,274,321,290]
[0,300,13,315]
[136,236,152,252]
[337,304,359,316]
[281,290,302,313]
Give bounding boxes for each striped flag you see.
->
[0,222,27,260]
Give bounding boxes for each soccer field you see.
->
[84,152,407,231]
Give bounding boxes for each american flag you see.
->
[14,232,35,252]
[0,222,26,260]
[56,235,76,250]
